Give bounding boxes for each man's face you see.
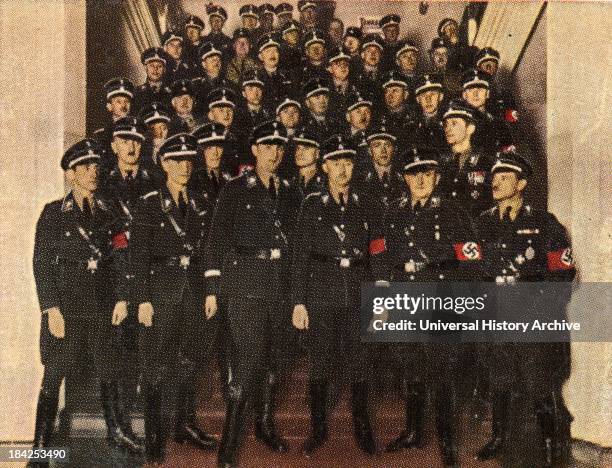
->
[202,55,222,77]
[242,84,263,106]
[186,26,201,44]
[397,50,417,73]
[149,122,168,140]
[210,16,224,32]
[347,105,372,130]
[478,60,499,77]
[344,36,360,54]
[361,46,381,67]
[68,162,99,193]
[384,85,407,110]
[259,46,280,68]
[416,89,443,115]
[252,143,284,173]
[145,60,165,82]
[234,37,250,57]
[383,24,399,43]
[323,157,353,189]
[294,144,319,168]
[112,137,142,166]
[203,145,223,170]
[328,21,344,45]
[492,171,526,201]
[306,43,325,63]
[369,138,394,167]
[328,59,349,81]
[306,93,329,115]
[242,15,258,30]
[172,94,193,115]
[442,23,459,46]
[300,7,316,26]
[106,96,131,119]
[431,48,448,70]
[443,117,473,146]
[283,30,300,47]
[164,39,182,60]
[463,86,489,110]
[208,105,234,127]
[404,169,440,201]
[162,158,193,186]
[278,105,300,128]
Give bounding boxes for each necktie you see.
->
[268,176,277,200]
[502,206,512,223]
[210,171,219,194]
[339,192,346,208]
[382,172,390,188]
[125,170,136,202]
[178,192,188,218]
[299,175,306,190]
[81,197,92,228]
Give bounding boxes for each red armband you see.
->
[238,164,254,175]
[504,109,518,123]
[547,248,574,271]
[112,231,129,250]
[369,238,386,255]
[454,242,481,261]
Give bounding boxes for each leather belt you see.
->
[235,246,283,260]
[310,252,365,268]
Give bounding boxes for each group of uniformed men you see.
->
[31,2,576,468]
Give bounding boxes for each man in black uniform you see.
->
[429,37,462,99]
[203,5,232,62]
[192,42,232,118]
[133,47,170,115]
[461,68,513,153]
[239,4,261,44]
[379,71,413,141]
[279,20,302,73]
[377,148,480,468]
[205,87,243,173]
[162,30,194,83]
[258,3,276,35]
[130,133,218,464]
[257,33,295,108]
[236,69,274,129]
[300,30,329,87]
[168,79,200,134]
[343,26,363,61]
[356,34,385,97]
[326,46,357,115]
[394,40,420,87]
[182,15,206,69]
[407,73,448,152]
[302,78,341,144]
[204,121,301,467]
[291,134,386,456]
[191,122,233,201]
[276,95,302,138]
[344,90,374,174]
[287,125,325,195]
[297,0,317,33]
[379,14,401,73]
[439,98,493,218]
[356,122,404,206]
[139,102,172,168]
[475,149,575,467]
[94,78,135,173]
[31,139,143,459]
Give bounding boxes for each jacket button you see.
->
[65,231,70,236]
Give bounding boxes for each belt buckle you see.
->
[179,255,190,268]
[270,248,281,260]
[339,257,351,268]
[87,257,98,273]
[404,260,416,273]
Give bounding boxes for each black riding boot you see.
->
[302,379,329,456]
[536,391,571,467]
[27,388,59,468]
[174,358,217,450]
[110,381,144,454]
[476,391,509,460]
[217,385,247,468]
[100,380,143,454]
[435,385,458,468]
[254,372,288,452]
[386,380,425,452]
[143,383,165,464]
[350,380,377,455]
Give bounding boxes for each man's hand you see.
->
[292,304,309,330]
[138,302,154,327]
[47,307,64,338]
[112,301,128,326]
[205,295,217,320]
